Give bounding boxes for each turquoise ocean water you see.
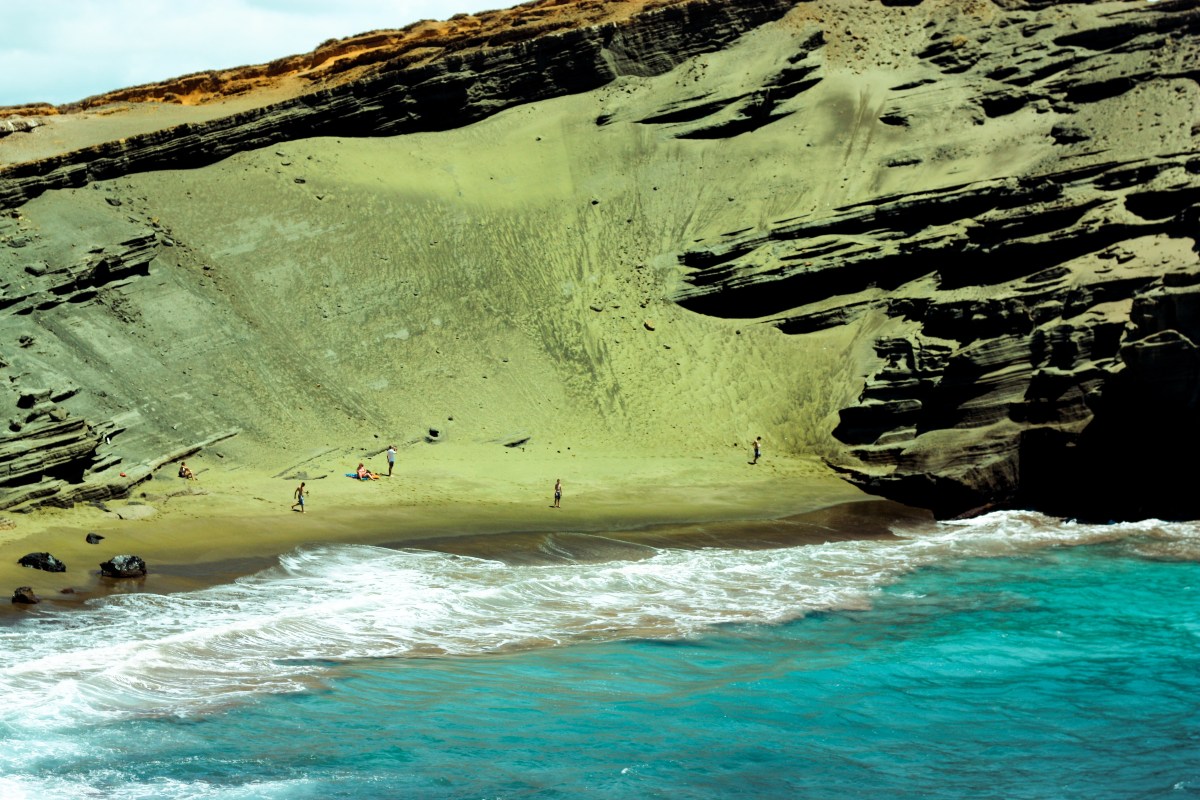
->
[1,511,1197,799]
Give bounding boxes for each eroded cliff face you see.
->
[0,0,796,209]
[0,0,1197,520]
[671,0,1200,519]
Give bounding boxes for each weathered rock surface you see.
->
[0,0,797,210]
[11,586,39,604]
[0,118,40,138]
[99,555,147,578]
[673,0,1200,519]
[0,204,240,510]
[17,552,66,572]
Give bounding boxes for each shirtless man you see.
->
[292,482,307,513]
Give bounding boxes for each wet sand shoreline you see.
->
[0,452,927,619]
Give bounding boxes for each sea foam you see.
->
[0,512,1195,731]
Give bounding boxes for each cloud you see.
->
[0,0,499,106]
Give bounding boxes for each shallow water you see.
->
[1,511,1197,799]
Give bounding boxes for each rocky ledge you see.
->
[0,209,240,512]
[0,0,797,210]
[675,0,1200,520]
[681,153,1200,519]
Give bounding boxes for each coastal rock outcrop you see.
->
[17,552,66,572]
[672,0,1200,519]
[99,555,147,578]
[11,586,39,604]
[0,213,165,512]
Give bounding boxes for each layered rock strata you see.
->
[0,0,797,210]
[0,222,153,511]
[0,204,239,511]
[675,0,1200,519]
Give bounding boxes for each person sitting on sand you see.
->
[178,461,196,480]
[355,463,379,481]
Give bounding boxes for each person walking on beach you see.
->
[292,482,307,513]
[386,444,396,477]
[553,478,562,508]
[751,436,762,465]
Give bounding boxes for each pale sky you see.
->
[0,0,501,106]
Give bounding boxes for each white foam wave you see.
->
[0,774,308,800]
[0,512,1195,730]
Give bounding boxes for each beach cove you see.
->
[1,443,899,614]
[1,0,1198,793]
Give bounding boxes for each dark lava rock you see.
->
[85,532,105,544]
[11,586,39,604]
[99,554,147,578]
[18,552,66,572]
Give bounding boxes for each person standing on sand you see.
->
[553,478,562,508]
[292,482,307,513]
[751,436,762,465]
[386,444,396,477]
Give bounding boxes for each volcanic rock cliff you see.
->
[672,0,1200,519]
[0,0,794,208]
[0,0,1197,521]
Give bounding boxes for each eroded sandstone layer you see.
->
[1,0,1197,521]
[672,0,1200,519]
[0,0,794,208]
